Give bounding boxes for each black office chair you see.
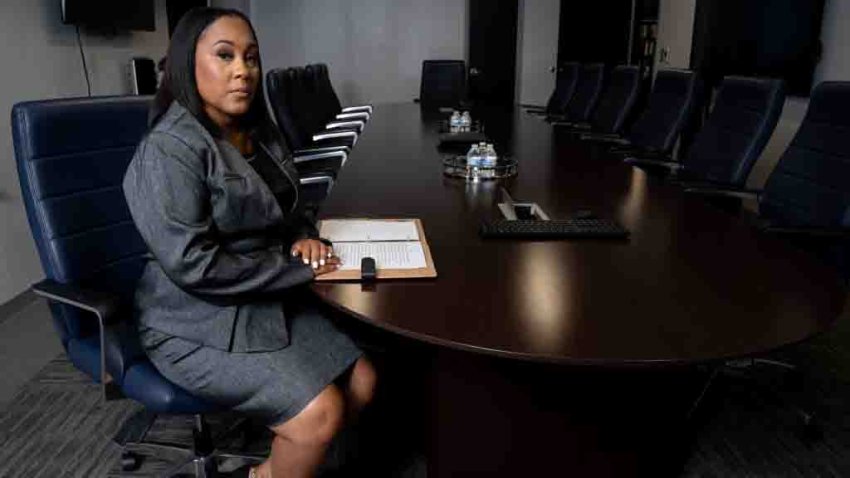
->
[417,60,467,109]
[526,62,580,117]
[309,63,372,120]
[553,65,641,136]
[302,64,369,133]
[11,96,265,477]
[547,63,605,123]
[627,76,786,189]
[601,69,701,158]
[266,67,356,161]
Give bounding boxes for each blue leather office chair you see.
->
[553,65,641,135]
[11,96,265,477]
[627,76,785,189]
[552,63,605,123]
[418,59,467,109]
[686,81,850,275]
[526,62,580,117]
[604,69,701,157]
[683,82,850,433]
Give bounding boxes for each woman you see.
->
[122,8,376,478]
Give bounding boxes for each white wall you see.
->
[212,0,250,15]
[654,0,696,70]
[516,0,560,106]
[250,0,467,106]
[0,0,169,303]
[652,0,850,190]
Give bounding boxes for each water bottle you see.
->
[483,143,498,166]
[449,111,461,133]
[461,111,471,132]
[466,143,481,167]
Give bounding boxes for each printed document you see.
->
[334,242,427,270]
[319,220,426,270]
[319,220,420,243]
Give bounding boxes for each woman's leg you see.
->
[253,383,346,478]
[343,356,378,420]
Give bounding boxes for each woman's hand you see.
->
[291,239,341,275]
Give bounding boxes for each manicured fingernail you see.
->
[291,251,298,257]
[320,259,326,266]
[312,261,318,269]
[303,258,309,265]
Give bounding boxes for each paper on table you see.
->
[334,242,427,270]
[320,220,420,243]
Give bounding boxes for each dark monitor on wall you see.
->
[61,0,156,31]
[691,0,825,96]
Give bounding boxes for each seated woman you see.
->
[122,7,376,478]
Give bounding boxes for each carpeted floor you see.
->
[5,319,850,477]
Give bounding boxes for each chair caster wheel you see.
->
[121,451,142,471]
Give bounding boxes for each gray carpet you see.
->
[5,317,850,476]
[0,356,426,477]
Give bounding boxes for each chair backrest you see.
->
[420,60,466,109]
[683,76,785,186]
[11,96,151,352]
[544,62,580,115]
[760,82,850,227]
[626,69,700,154]
[267,67,311,150]
[563,63,605,122]
[302,64,333,129]
[313,63,344,114]
[589,65,641,134]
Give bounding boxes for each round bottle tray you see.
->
[442,155,518,181]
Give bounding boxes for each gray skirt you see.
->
[139,304,362,427]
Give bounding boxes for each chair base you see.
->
[114,410,265,477]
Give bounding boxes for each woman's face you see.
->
[194,15,260,129]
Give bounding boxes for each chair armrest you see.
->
[683,186,762,200]
[552,121,591,130]
[294,150,347,167]
[299,175,335,196]
[31,279,123,401]
[336,111,370,121]
[295,145,350,155]
[581,133,629,145]
[326,120,364,133]
[624,157,682,171]
[760,226,850,239]
[342,105,372,114]
[313,130,358,145]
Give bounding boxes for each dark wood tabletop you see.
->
[311,103,850,366]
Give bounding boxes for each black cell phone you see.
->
[361,257,377,281]
[130,57,158,95]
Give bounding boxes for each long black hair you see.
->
[150,7,272,139]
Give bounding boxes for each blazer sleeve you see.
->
[124,131,316,298]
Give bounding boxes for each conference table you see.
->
[311,103,850,475]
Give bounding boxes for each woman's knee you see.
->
[349,357,378,406]
[271,384,345,446]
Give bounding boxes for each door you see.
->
[557,0,632,66]
[517,0,561,106]
[468,0,520,107]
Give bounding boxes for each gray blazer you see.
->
[123,102,317,353]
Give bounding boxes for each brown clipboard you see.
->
[314,218,437,281]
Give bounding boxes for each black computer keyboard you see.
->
[479,219,629,239]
